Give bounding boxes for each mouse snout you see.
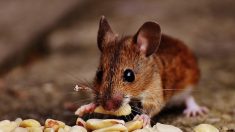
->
[103,94,123,111]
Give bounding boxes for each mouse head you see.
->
[94,16,161,111]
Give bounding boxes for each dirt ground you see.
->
[0,0,234,131]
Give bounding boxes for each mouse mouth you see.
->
[102,99,122,111]
[99,94,131,111]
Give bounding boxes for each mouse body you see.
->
[75,16,208,126]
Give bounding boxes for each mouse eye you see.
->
[123,69,135,82]
[96,70,103,82]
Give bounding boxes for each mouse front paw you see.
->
[75,103,97,117]
[134,114,151,127]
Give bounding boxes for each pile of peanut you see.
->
[0,117,182,132]
[0,118,82,132]
[0,104,219,132]
[0,117,220,132]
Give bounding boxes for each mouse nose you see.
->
[103,94,123,111]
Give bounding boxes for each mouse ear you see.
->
[97,16,116,52]
[133,22,161,57]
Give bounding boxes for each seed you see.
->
[86,119,125,130]
[76,118,86,127]
[92,124,128,132]
[125,120,143,131]
[63,125,71,132]
[27,126,43,132]
[69,125,87,132]
[194,124,219,132]
[94,104,131,116]
[0,120,18,132]
[20,119,41,128]
[14,127,28,132]
[45,119,65,131]
[44,128,55,132]
[154,123,183,132]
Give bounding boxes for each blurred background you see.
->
[0,0,234,131]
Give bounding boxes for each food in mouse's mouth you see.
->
[94,104,131,116]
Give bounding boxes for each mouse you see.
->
[75,16,208,126]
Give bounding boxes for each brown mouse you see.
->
[75,16,208,126]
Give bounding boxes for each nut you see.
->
[69,125,87,132]
[92,124,128,132]
[45,119,65,131]
[14,127,28,132]
[27,126,43,132]
[57,128,65,132]
[94,104,131,116]
[15,118,23,126]
[154,123,183,132]
[64,125,71,132]
[86,119,125,130]
[44,128,55,132]
[76,118,86,128]
[125,120,143,131]
[19,119,41,128]
[194,124,219,132]
[132,126,152,132]
[0,120,18,132]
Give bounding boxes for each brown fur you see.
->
[156,34,200,101]
[94,17,200,117]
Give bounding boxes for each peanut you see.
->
[0,120,18,132]
[20,119,41,128]
[94,104,131,116]
[194,124,219,132]
[125,120,143,131]
[92,124,128,132]
[153,123,183,132]
[27,126,43,132]
[14,127,28,132]
[76,118,86,128]
[86,119,125,130]
[43,128,55,132]
[69,125,87,132]
[45,119,65,131]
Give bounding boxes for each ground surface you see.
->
[0,0,234,131]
